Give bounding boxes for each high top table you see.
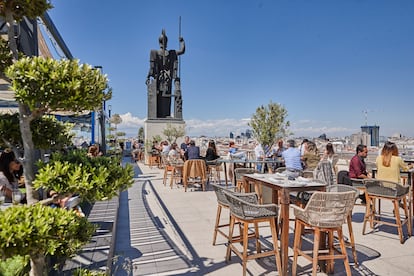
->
[243,173,327,276]
[217,158,285,185]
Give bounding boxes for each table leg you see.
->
[279,189,290,276]
[409,172,413,227]
[223,163,228,186]
[170,167,174,188]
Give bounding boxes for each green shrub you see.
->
[34,150,134,202]
[0,255,30,276]
[73,268,106,276]
[0,204,95,272]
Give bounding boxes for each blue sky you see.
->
[46,0,414,138]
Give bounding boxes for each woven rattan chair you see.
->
[223,191,282,276]
[350,178,366,205]
[234,167,257,192]
[162,155,174,186]
[211,184,257,246]
[326,184,359,266]
[292,191,356,276]
[314,160,335,186]
[275,166,286,173]
[362,179,412,244]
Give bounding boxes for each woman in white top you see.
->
[0,150,22,202]
[168,143,182,163]
[321,142,339,174]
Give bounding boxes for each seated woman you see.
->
[205,140,220,163]
[321,142,339,174]
[0,150,24,203]
[88,144,102,157]
[168,142,183,164]
[376,141,413,183]
[301,141,320,171]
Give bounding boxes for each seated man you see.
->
[282,139,303,178]
[349,144,370,203]
[187,140,201,160]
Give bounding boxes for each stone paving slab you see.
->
[119,162,414,276]
[64,158,414,275]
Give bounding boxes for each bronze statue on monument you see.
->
[146,29,185,120]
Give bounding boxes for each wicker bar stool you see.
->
[326,184,359,267]
[362,179,412,244]
[234,168,257,192]
[207,160,222,184]
[291,191,356,276]
[223,191,282,276]
[211,184,257,245]
[350,178,366,205]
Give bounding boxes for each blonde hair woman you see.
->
[376,141,413,183]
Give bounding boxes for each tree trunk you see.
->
[19,104,38,204]
[5,9,38,204]
[30,254,46,276]
[5,10,19,61]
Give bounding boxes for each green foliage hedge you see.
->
[34,150,134,202]
[0,204,95,260]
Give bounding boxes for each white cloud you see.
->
[116,113,355,139]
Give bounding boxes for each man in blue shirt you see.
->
[282,139,303,178]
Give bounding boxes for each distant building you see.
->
[361,125,380,147]
[229,132,234,139]
[245,129,252,139]
[350,132,370,147]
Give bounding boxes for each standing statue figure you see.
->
[146,29,185,119]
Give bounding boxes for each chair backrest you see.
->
[326,184,359,200]
[211,183,231,206]
[183,159,207,180]
[211,183,258,208]
[234,168,257,182]
[363,179,409,198]
[314,160,334,186]
[223,191,277,219]
[275,167,286,173]
[294,191,356,228]
[160,154,170,166]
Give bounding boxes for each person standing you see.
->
[321,142,339,173]
[227,141,239,183]
[271,139,286,172]
[180,136,190,161]
[254,142,265,172]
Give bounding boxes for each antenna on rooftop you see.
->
[362,109,372,126]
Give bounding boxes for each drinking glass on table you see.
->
[12,189,21,205]
[0,190,5,205]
